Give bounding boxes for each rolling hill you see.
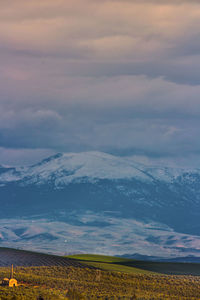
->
[0,250,200,299]
[68,253,200,276]
[0,247,90,268]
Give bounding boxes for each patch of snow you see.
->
[0,151,199,186]
[0,213,200,257]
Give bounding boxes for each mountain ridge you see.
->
[0,151,194,187]
[0,151,200,258]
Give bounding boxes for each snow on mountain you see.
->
[0,170,21,183]
[140,166,189,182]
[0,151,200,257]
[0,151,193,186]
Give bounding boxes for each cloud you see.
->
[0,147,55,166]
[1,0,200,83]
[0,0,200,164]
[0,74,200,159]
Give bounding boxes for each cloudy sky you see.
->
[1,0,200,166]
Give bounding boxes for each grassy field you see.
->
[68,254,130,263]
[67,254,200,276]
[67,254,153,274]
[0,250,199,299]
[0,264,200,299]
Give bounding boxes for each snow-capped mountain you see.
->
[0,151,200,258]
[0,151,192,185]
[0,152,151,185]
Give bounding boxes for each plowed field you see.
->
[0,248,90,268]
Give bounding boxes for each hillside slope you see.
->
[68,254,200,276]
[0,248,90,268]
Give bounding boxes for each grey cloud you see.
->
[0,147,55,166]
[0,0,200,85]
[0,0,200,164]
[0,74,200,158]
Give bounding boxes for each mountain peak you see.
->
[0,151,195,186]
[32,153,63,167]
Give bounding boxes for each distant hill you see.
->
[119,253,200,263]
[0,151,200,258]
[0,248,200,276]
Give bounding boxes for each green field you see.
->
[0,263,200,299]
[67,254,152,274]
[67,254,200,276]
[0,251,199,299]
[68,254,129,263]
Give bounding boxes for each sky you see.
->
[1,0,200,166]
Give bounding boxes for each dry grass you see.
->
[0,265,200,299]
